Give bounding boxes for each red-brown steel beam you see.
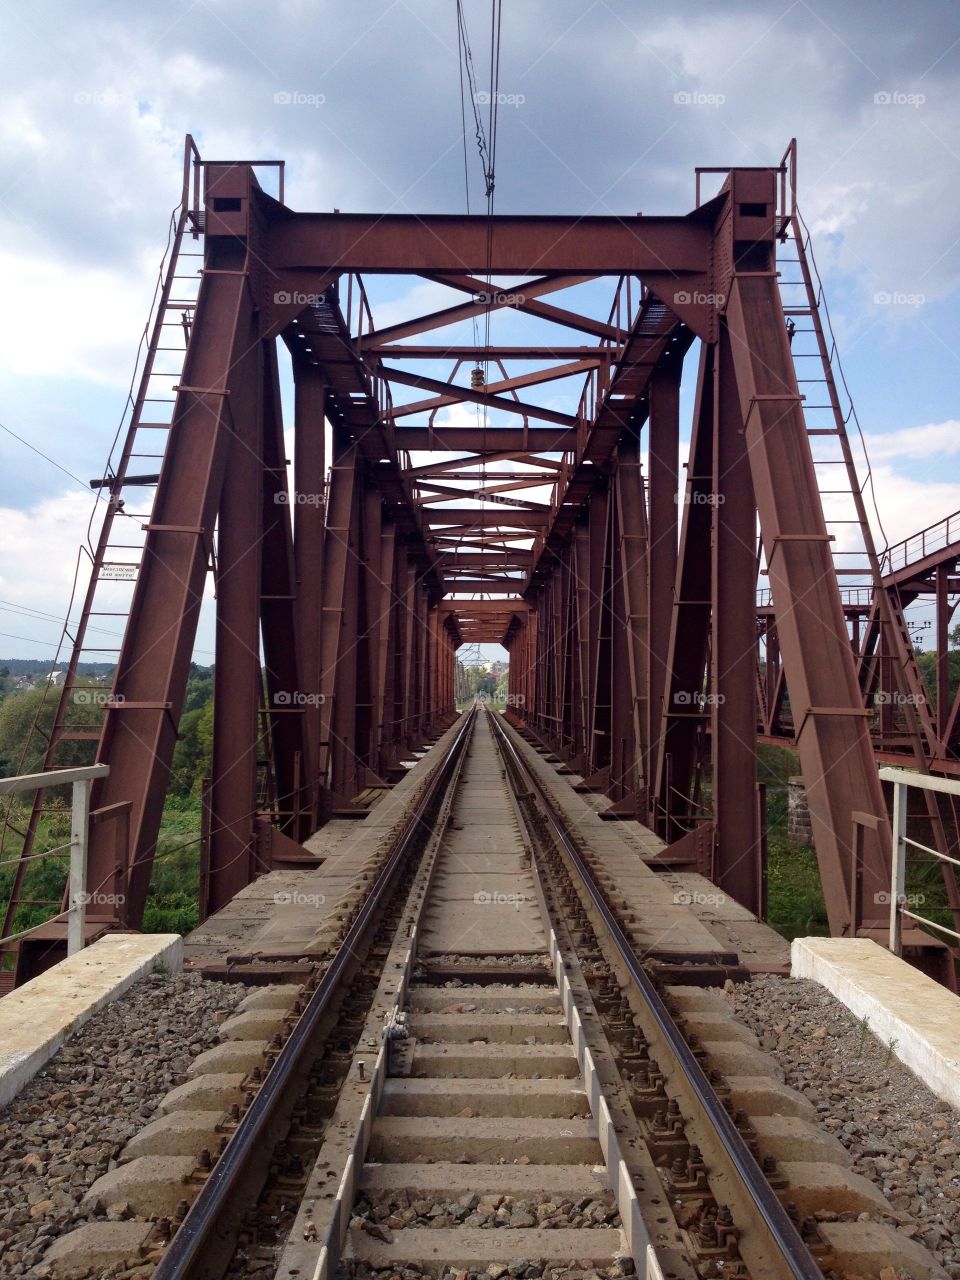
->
[615,437,650,814]
[725,271,890,929]
[425,508,548,528]
[374,345,615,359]
[292,365,326,807]
[363,273,596,346]
[87,187,260,925]
[269,213,712,275]
[206,304,264,915]
[395,427,576,451]
[711,321,761,914]
[654,344,714,837]
[386,360,599,419]
[383,368,577,428]
[646,361,681,806]
[260,342,311,842]
[316,440,361,805]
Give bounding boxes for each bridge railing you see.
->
[0,764,110,962]
[880,509,960,577]
[879,766,960,956]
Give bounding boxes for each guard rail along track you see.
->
[41,706,945,1280]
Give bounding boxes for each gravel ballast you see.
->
[0,969,246,1278]
[729,973,960,1279]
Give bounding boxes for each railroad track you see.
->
[43,707,944,1280]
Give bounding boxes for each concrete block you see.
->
[83,1154,198,1215]
[157,1071,247,1115]
[820,1220,948,1279]
[122,1109,227,1159]
[346,1225,624,1269]
[792,936,960,1110]
[368,1115,601,1164]
[42,1221,155,1277]
[0,932,183,1106]
[185,1038,269,1077]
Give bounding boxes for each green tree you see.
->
[0,686,100,777]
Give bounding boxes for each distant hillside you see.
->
[0,658,116,676]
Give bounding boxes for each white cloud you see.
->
[0,488,217,660]
[863,420,960,462]
[0,248,157,386]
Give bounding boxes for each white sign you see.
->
[100,562,139,581]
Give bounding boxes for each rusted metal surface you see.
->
[3,135,957,987]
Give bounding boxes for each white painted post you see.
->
[68,779,91,957]
[889,780,907,955]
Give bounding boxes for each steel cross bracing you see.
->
[2,136,957,986]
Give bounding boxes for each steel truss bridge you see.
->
[2,137,958,986]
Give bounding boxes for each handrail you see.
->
[0,765,110,956]
[880,765,960,954]
[881,509,960,576]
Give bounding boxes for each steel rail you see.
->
[488,709,823,1280]
[152,707,477,1280]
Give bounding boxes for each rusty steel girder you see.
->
[11,136,957,985]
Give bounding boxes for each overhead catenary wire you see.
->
[456,1,505,602]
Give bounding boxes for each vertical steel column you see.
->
[615,436,650,814]
[654,344,714,837]
[368,516,396,775]
[261,344,310,838]
[317,440,359,805]
[293,366,326,805]
[608,488,633,800]
[572,525,591,772]
[647,364,680,801]
[711,323,761,913]
[87,243,254,924]
[207,317,264,915]
[585,485,610,782]
[725,272,891,928]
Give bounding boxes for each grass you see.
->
[758,743,830,940]
[142,797,202,934]
[765,834,829,939]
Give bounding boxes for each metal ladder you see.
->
[774,146,937,756]
[773,142,958,938]
[0,138,205,970]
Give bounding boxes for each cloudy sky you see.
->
[0,0,958,662]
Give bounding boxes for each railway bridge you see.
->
[0,136,959,1280]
